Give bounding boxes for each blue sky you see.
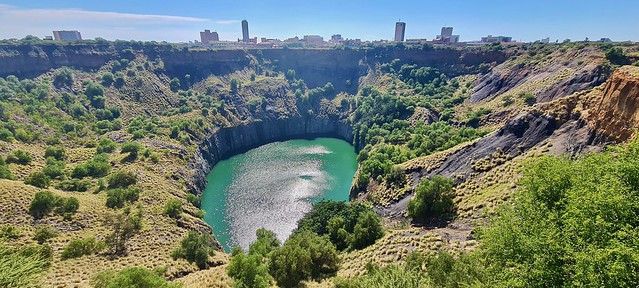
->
[1,1,638,42]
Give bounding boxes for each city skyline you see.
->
[1,1,639,43]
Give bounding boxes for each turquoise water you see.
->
[201,138,357,251]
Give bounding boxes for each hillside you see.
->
[0,42,638,287]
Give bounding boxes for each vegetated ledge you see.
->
[187,115,354,195]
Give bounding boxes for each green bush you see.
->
[407,176,454,221]
[0,225,20,239]
[56,179,92,192]
[29,191,80,219]
[61,237,105,259]
[101,72,114,86]
[350,211,384,250]
[53,67,74,87]
[71,154,111,178]
[269,231,339,288]
[169,78,180,92]
[92,267,180,288]
[104,208,143,255]
[97,138,118,154]
[121,142,142,160]
[14,128,33,143]
[43,158,66,179]
[171,231,215,269]
[25,171,51,188]
[107,170,137,189]
[106,187,140,209]
[186,194,200,208]
[6,150,32,164]
[33,225,58,244]
[44,146,66,160]
[0,157,13,179]
[164,199,182,219]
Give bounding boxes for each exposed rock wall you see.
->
[586,66,639,141]
[188,116,353,193]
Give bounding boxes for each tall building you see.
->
[440,27,453,38]
[330,34,343,43]
[241,20,249,42]
[436,27,460,44]
[200,29,219,44]
[481,35,513,43]
[52,30,82,41]
[394,21,406,42]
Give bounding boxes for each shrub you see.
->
[104,208,143,255]
[6,150,32,164]
[61,237,105,259]
[350,211,384,250]
[97,138,117,153]
[227,230,278,288]
[121,142,142,160]
[0,157,13,179]
[43,158,66,179]
[53,67,74,87]
[92,267,180,288]
[230,78,238,94]
[44,146,66,160]
[56,179,92,192]
[186,194,200,208]
[101,72,114,86]
[107,170,137,189]
[269,231,339,287]
[29,191,59,218]
[164,199,182,219]
[106,187,140,209]
[0,225,20,239]
[0,128,14,142]
[605,47,628,65]
[171,231,215,269]
[14,128,33,142]
[407,176,455,221]
[33,225,58,244]
[169,78,180,92]
[71,153,111,178]
[25,171,51,188]
[55,197,79,215]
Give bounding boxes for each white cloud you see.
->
[215,20,241,25]
[0,5,220,42]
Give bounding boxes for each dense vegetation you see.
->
[347,139,639,287]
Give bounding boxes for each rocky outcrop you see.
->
[585,66,639,141]
[187,116,353,193]
[470,46,608,104]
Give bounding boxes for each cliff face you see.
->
[586,66,639,141]
[188,116,353,193]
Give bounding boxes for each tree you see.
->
[171,231,215,269]
[53,67,74,87]
[169,78,180,92]
[107,170,137,189]
[101,72,114,86]
[97,138,118,154]
[93,267,180,288]
[105,208,143,255]
[6,150,32,164]
[29,191,59,218]
[121,142,142,160]
[269,231,339,287]
[164,199,182,219]
[285,69,296,81]
[24,171,51,188]
[230,78,238,94]
[350,211,384,249]
[407,176,455,221]
[61,237,105,259]
[44,146,66,161]
[227,247,272,288]
[605,47,628,65]
[106,187,140,209]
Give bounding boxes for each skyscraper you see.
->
[440,27,453,38]
[394,21,406,42]
[242,20,249,42]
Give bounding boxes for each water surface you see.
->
[201,138,357,251]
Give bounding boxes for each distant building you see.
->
[435,26,460,43]
[599,38,613,43]
[200,29,219,44]
[540,37,550,44]
[43,36,53,41]
[394,21,406,42]
[242,20,249,42]
[481,35,512,43]
[53,30,82,41]
[406,38,428,45]
[303,35,324,46]
[330,34,343,43]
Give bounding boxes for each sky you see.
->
[0,1,638,43]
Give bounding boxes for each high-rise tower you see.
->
[394,21,406,42]
[242,20,249,42]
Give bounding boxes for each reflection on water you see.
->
[201,138,357,251]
